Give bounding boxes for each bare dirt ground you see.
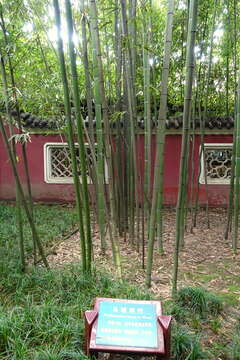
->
[47,208,240,302]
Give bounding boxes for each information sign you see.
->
[96,300,158,348]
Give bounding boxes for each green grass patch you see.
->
[228,284,240,292]
[220,292,240,307]
[176,287,223,318]
[0,266,152,359]
[0,203,78,272]
[171,326,205,360]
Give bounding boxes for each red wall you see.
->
[0,129,233,206]
[0,132,76,202]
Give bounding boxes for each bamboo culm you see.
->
[0,116,49,269]
[65,0,92,271]
[233,74,240,253]
[172,0,198,297]
[0,54,25,271]
[53,0,88,271]
[89,0,122,277]
[146,0,175,287]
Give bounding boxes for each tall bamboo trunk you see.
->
[201,0,218,229]
[120,0,139,245]
[172,0,198,297]
[145,0,175,287]
[233,74,240,253]
[225,0,237,240]
[0,53,25,271]
[53,0,88,271]
[89,0,122,277]
[80,0,94,143]
[0,116,49,268]
[0,4,37,263]
[143,1,152,207]
[65,0,92,271]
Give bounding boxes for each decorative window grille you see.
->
[44,142,108,184]
[199,143,232,184]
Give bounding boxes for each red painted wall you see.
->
[0,131,76,202]
[0,128,233,206]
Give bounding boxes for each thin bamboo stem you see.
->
[172,0,198,297]
[53,0,87,271]
[146,0,175,287]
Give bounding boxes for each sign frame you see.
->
[84,297,171,359]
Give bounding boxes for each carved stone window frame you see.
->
[44,142,108,184]
[199,143,233,185]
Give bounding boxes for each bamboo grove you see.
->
[0,0,240,295]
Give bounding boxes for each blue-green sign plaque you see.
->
[96,301,158,348]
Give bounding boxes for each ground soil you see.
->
[47,208,240,301]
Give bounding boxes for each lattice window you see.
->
[199,143,232,184]
[44,142,108,184]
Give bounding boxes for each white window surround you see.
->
[199,143,232,185]
[44,142,108,184]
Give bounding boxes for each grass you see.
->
[171,326,205,360]
[0,203,78,272]
[176,287,223,318]
[0,265,212,360]
[0,266,152,359]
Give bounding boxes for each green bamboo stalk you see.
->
[0,53,25,271]
[89,0,122,277]
[189,8,209,230]
[225,133,236,240]
[225,0,237,240]
[129,0,137,93]
[79,0,94,144]
[145,0,175,287]
[88,0,107,254]
[113,0,125,235]
[180,109,192,248]
[189,77,197,234]
[143,1,152,208]
[65,0,92,271]
[201,0,218,229]
[120,0,139,245]
[79,0,101,249]
[0,116,49,269]
[0,4,37,263]
[172,0,198,297]
[233,74,240,253]
[53,0,87,271]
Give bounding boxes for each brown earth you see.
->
[47,208,240,301]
